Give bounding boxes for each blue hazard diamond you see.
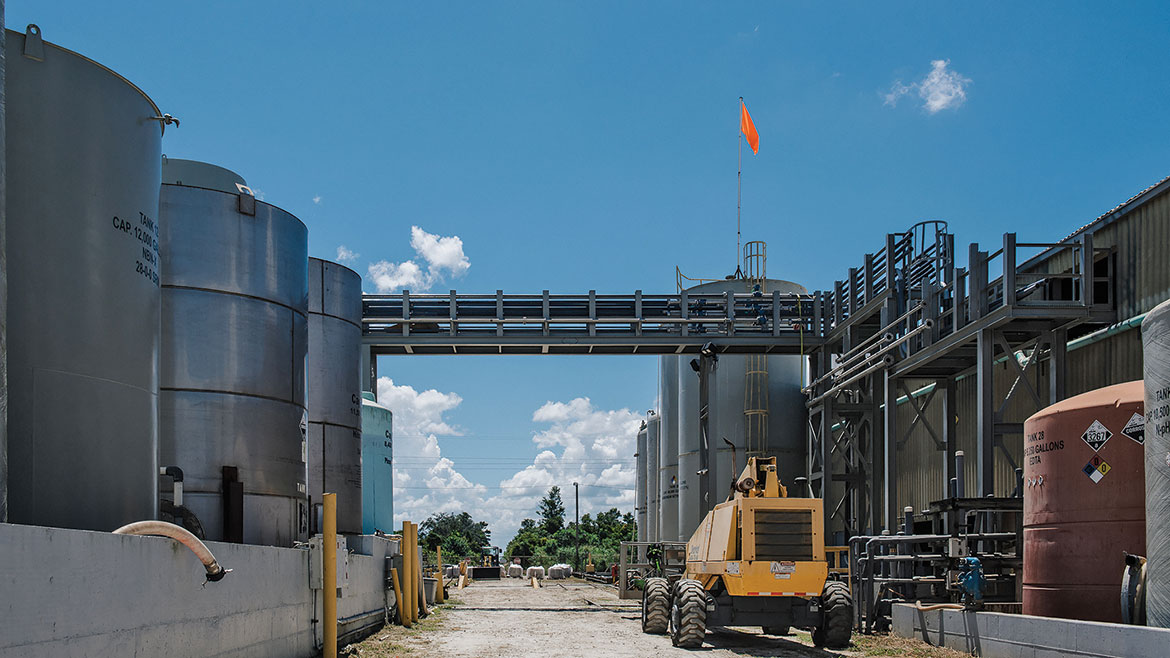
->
[1082,462,1097,477]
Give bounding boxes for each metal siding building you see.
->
[891,177,1170,518]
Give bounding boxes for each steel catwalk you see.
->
[307,257,363,535]
[159,169,308,547]
[5,26,162,530]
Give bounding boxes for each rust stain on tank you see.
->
[1023,380,1146,622]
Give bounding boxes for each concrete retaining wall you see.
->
[893,602,1170,657]
[0,522,398,657]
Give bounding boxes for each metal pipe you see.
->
[112,520,227,582]
[0,0,7,524]
[435,545,445,604]
[808,355,894,406]
[323,492,337,658]
[159,466,184,507]
[955,451,966,498]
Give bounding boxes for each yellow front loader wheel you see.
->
[641,577,670,634]
[812,581,853,649]
[670,579,707,648]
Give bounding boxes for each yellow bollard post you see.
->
[323,493,337,658]
[390,567,409,628]
[436,546,445,604]
[405,521,417,624]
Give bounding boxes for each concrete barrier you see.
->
[0,523,398,658]
[893,602,1170,657]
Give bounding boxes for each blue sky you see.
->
[17,1,1170,547]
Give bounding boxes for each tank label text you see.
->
[1025,429,1064,465]
[110,212,160,287]
[1081,420,1112,452]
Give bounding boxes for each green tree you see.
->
[539,486,565,534]
[417,511,491,558]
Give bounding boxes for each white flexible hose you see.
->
[113,520,228,582]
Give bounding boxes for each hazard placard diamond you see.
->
[1081,420,1112,451]
[1123,412,1145,445]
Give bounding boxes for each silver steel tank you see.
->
[685,279,808,516]
[1144,299,1170,627]
[5,25,162,530]
[307,257,363,535]
[159,161,309,547]
[161,156,245,194]
[658,357,680,541]
[645,411,660,542]
[635,422,647,542]
[677,356,701,541]
[361,392,393,535]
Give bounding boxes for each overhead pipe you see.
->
[112,520,228,583]
[829,319,934,386]
[807,355,895,406]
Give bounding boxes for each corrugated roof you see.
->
[1060,173,1170,242]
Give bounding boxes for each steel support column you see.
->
[976,328,996,497]
[882,372,897,532]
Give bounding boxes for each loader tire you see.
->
[670,579,707,648]
[642,577,670,634]
[812,580,853,649]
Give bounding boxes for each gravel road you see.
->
[401,579,857,658]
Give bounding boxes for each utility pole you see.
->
[573,481,580,575]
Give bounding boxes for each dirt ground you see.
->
[350,579,968,658]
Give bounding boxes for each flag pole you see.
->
[737,97,743,275]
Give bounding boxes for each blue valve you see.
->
[957,557,985,608]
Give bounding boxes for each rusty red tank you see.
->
[1023,380,1146,622]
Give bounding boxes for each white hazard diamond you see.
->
[1081,420,1112,451]
[1089,468,1104,483]
[1123,412,1145,445]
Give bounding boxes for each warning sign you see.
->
[1083,456,1111,484]
[1081,420,1112,452]
[770,561,796,574]
[1123,413,1146,445]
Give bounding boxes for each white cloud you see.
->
[884,59,971,114]
[313,195,322,204]
[336,245,360,265]
[383,381,642,549]
[367,226,471,293]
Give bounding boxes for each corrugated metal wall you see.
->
[892,184,1168,518]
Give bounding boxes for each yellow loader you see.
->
[640,456,852,648]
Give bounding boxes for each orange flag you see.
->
[740,98,759,154]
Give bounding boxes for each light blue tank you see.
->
[361,393,394,534]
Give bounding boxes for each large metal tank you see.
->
[635,422,647,542]
[677,357,701,541]
[159,161,308,547]
[5,25,162,530]
[361,392,393,535]
[1022,381,1146,622]
[685,279,808,516]
[1144,299,1170,627]
[307,257,363,535]
[658,357,680,541]
[645,411,660,543]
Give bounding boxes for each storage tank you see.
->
[361,392,394,535]
[677,358,701,541]
[307,257,364,535]
[658,357,680,541]
[1022,381,1146,622]
[684,279,808,515]
[5,25,162,530]
[1144,300,1170,627]
[159,160,309,547]
[635,422,647,542]
[645,411,660,543]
